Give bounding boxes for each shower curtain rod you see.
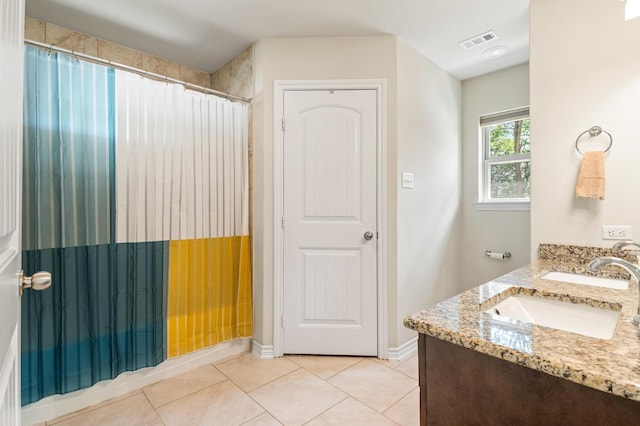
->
[24,39,252,104]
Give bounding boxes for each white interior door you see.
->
[0,0,25,423]
[282,89,378,356]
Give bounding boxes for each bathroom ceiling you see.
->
[25,0,530,80]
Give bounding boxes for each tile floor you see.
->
[40,353,420,426]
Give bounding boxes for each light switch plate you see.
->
[402,172,414,189]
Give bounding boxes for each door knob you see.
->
[19,270,52,296]
[364,231,374,241]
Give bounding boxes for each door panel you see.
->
[283,89,377,356]
[302,249,361,322]
[0,0,25,422]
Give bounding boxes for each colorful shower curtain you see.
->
[21,46,251,405]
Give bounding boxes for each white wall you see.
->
[461,64,530,289]
[530,0,640,256]
[396,40,462,344]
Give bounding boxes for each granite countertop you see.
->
[404,259,640,402]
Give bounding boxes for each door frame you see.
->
[273,79,388,358]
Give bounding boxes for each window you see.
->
[476,107,530,211]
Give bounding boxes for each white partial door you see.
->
[0,0,25,423]
[282,89,378,356]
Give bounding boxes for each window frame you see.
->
[475,107,530,211]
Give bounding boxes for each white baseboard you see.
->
[250,338,414,361]
[22,338,251,425]
[387,337,417,361]
[251,340,275,359]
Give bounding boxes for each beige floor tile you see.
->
[48,392,162,426]
[328,359,417,413]
[249,369,347,426]
[286,355,364,379]
[216,353,299,392]
[383,387,420,426]
[44,354,420,426]
[241,411,283,425]
[142,364,227,407]
[306,397,399,425]
[393,354,419,380]
[46,390,143,424]
[373,357,403,367]
[156,379,264,426]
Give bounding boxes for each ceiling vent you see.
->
[457,30,498,50]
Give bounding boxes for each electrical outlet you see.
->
[602,225,633,240]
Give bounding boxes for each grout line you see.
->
[299,393,350,425]
[244,364,349,425]
[244,364,302,394]
[150,377,230,409]
[212,354,304,394]
[243,393,282,424]
[284,355,367,380]
[238,410,280,425]
[44,390,143,425]
[140,388,167,425]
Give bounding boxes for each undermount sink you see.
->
[484,294,621,339]
[542,271,629,290]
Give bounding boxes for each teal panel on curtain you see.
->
[21,45,167,406]
[23,46,112,250]
[21,243,168,405]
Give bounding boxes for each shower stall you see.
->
[20,44,252,419]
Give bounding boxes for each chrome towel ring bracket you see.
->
[575,126,613,155]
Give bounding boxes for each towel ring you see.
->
[575,126,613,155]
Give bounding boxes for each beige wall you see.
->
[251,36,463,352]
[396,40,462,345]
[251,36,399,348]
[530,0,640,256]
[462,64,530,290]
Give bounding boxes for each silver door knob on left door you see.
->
[364,231,374,241]
[19,271,52,295]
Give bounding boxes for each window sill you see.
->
[473,200,530,211]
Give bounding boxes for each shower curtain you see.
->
[21,46,252,405]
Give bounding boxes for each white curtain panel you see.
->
[114,71,249,243]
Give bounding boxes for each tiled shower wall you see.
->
[24,17,212,89]
[210,46,254,99]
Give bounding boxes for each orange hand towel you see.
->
[576,151,605,200]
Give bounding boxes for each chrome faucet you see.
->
[589,257,640,281]
[613,241,640,263]
[589,257,640,336]
[612,241,640,252]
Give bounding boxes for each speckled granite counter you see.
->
[404,259,640,402]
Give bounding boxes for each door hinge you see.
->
[281,216,285,230]
[282,118,286,131]
[281,315,285,329]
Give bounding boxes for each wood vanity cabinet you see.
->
[418,334,640,425]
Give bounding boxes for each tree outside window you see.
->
[487,118,530,198]
[479,108,530,204]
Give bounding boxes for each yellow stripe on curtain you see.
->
[115,71,251,359]
[168,236,252,358]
